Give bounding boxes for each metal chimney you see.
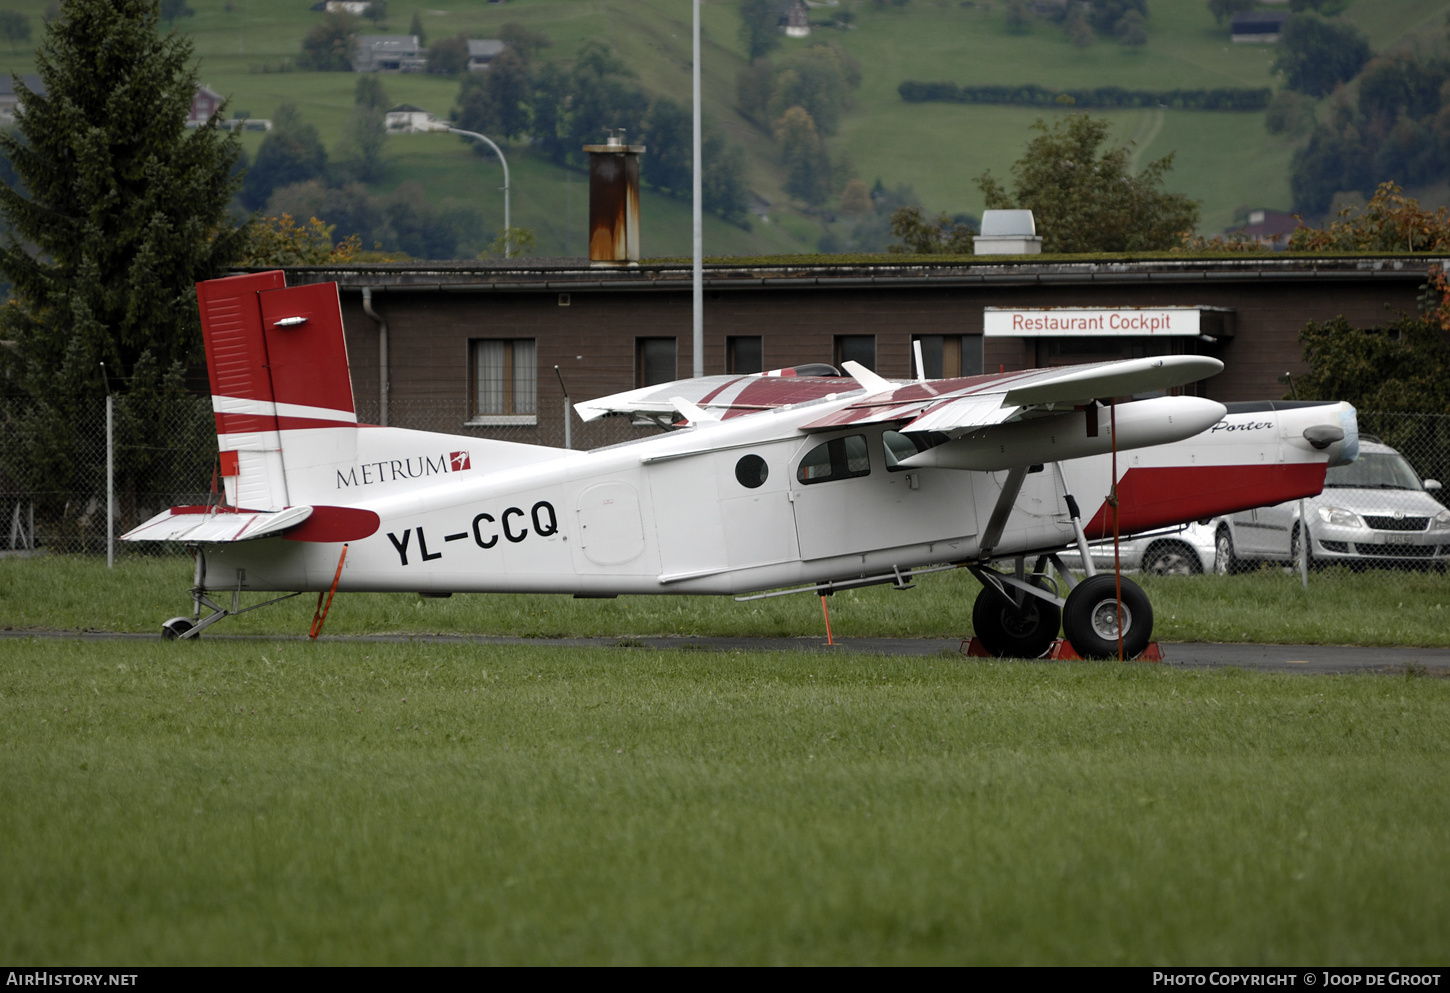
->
[584,130,646,266]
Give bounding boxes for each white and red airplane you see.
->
[124,271,1358,657]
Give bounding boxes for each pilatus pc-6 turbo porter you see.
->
[125,271,1358,658]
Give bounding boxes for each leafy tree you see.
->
[1274,13,1371,98]
[887,206,976,254]
[240,103,329,210]
[975,114,1200,253]
[454,44,531,139]
[735,57,774,123]
[738,0,781,62]
[299,10,356,71]
[1265,89,1316,137]
[838,178,871,216]
[362,1,385,24]
[0,9,31,49]
[338,103,386,182]
[408,9,424,46]
[641,96,691,194]
[1207,0,1254,25]
[354,73,388,112]
[1115,9,1147,47]
[0,0,245,511]
[158,0,190,24]
[1087,0,1146,35]
[1005,0,1031,34]
[1296,314,1450,414]
[1287,182,1450,253]
[702,126,749,224]
[774,105,830,205]
[238,214,360,266]
[1067,11,1093,47]
[498,21,550,58]
[427,33,467,74]
[768,45,851,135]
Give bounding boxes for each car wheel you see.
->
[1291,522,1313,572]
[1143,541,1201,576]
[971,578,1061,659]
[1214,527,1242,575]
[1062,574,1154,660]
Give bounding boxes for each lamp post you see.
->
[433,124,511,258]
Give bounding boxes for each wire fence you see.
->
[0,396,656,558]
[2,401,1447,570]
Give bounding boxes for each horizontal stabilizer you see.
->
[122,505,314,543]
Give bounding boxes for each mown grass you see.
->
[3,554,1448,647]
[2,637,1448,965]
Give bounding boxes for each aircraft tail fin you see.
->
[196,271,358,510]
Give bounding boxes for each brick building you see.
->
[261,255,1442,447]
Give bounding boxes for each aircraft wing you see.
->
[575,355,1223,434]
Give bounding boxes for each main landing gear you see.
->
[966,461,1155,660]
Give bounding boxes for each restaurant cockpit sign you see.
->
[984,306,1213,337]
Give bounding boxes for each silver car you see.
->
[1058,520,1219,576]
[1215,438,1449,572]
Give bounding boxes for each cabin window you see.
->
[637,337,677,387]
[727,336,763,375]
[735,454,769,488]
[469,338,536,425]
[797,435,871,485]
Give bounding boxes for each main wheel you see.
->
[1062,574,1153,660]
[1214,527,1242,575]
[971,578,1061,659]
[161,617,195,640]
[1143,540,1201,576]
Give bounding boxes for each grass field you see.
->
[5,0,1447,253]
[3,555,1449,647]
[3,636,1449,965]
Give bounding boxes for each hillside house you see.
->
[467,39,506,71]
[1225,209,1302,250]
[187,84,224,126]
[782,0,810,38]
[1231,11,1287,43]
[353,35,427,72]
[384,104,439,133]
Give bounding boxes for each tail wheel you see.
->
[971,578,1061,659]
[161,617,196,641]
[1062,574,1153,660]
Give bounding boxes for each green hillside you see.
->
[1,0,1448,256]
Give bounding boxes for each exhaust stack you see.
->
[585,130,645,266]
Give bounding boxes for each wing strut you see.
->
[978,465,1028,560]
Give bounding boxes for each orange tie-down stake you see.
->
[962,637,1164,662]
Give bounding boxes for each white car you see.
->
[1059,521,1219,576]
[1214,438,1449,572]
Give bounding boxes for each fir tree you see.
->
[0,0,245,513]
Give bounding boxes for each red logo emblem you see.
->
[450,451,471,472]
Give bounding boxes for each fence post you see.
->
[1297,498,1308,590]
[106,393,114,568]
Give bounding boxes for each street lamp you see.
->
[429,122,511,258]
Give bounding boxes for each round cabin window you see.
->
[735,454,769,489]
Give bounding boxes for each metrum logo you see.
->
[336,453,466,488]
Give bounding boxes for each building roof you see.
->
[358,34,422,52]
[468,39,506,58]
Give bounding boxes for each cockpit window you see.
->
[798,435,871,484]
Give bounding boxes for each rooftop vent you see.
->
[974,209,1042,255]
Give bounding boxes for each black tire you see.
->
[1143,540,1201,576]
[1214,527,1242,576]
[971,578,1061,659]
[1062,574,1153,660]
[161,617,195,640]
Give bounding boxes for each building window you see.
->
[727,336,763,374]
[470,338,537,425]
[834,335,876,372]
[637,337,677,387]
[912,335,984,378]
[797,435,871,485]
